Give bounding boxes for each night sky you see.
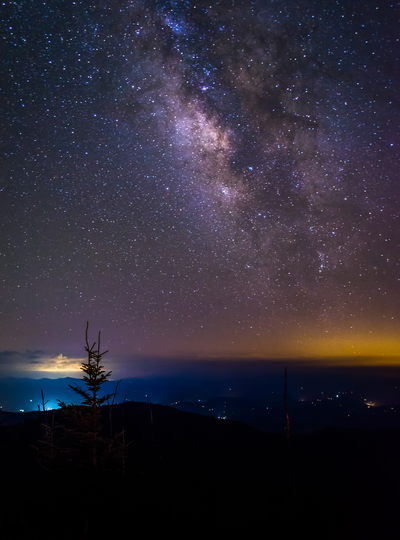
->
[1,0,400,377]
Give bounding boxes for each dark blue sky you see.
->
[1,0,400,376]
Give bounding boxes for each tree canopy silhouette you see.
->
[56,322,116,472]
[63,321,113,409]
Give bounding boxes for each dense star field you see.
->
[1,0,399,372]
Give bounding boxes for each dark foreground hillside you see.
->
[0,401,398,539]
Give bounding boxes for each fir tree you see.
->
[57,322,115,472]
[68,321,112,409]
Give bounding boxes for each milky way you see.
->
[1,0,399,369]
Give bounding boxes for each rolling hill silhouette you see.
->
[0,401,398,539]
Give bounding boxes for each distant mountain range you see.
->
[2,375,400,433]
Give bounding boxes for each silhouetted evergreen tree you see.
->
[56,322,124,473]
[32,395,62,472]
